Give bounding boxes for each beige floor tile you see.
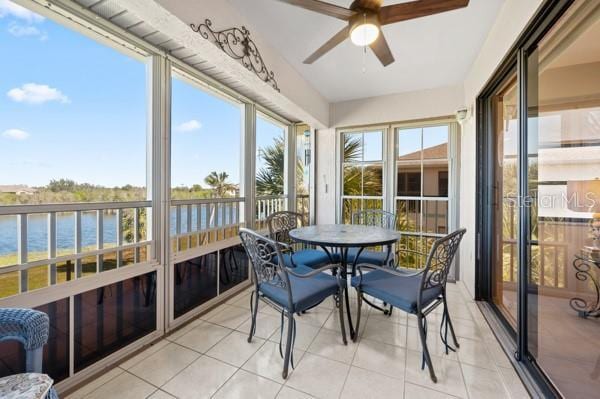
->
[498,367,531,399]
[207,330,266,367]
[207,304,251,329]
[269,318,321,351]
[405,350,467,398]
[276,386,314,399]
[65,367,124,398]
[85,371,156,399]
[162,355,237,399]
[242,341,306,383]
[362,317,408,347]
[404,382,458,399]
[285,353,350,399]
[486,339,513,369]
[448,318,484,341]
[147,390,176,399]
[461,363,510,399]
[295,306,332,327]
[306,328,357,364]
[340,366,405,398]
[321,303,368,337]
[237,312,282,339]
[456,337,496,370]
[352,338,406,379]
[174,320,232,353]
[259,303,283,317]
[213,369,282,399]
[166,318,204,341]
[128,342,200,387]
[406,327,459,361]
[119,339,170,370]
[367,307,408,325]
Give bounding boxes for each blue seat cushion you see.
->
[347,247,390,266]
[283,249,333,268]
[351,270,441,313]
[259,265,339,312]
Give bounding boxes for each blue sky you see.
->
[0,0,284,189]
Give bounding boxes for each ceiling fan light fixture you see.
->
[350,22,379,46]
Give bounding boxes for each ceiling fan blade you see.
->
[349,0,383,11]
[304,26,350,64]
[275,0,355,20]
[369,32,394,66]
[379,0,469,25]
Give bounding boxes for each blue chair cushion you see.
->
[259,265,339,312]
[347,247,390,266]
[283,249,333,268]
[351,270,441,313]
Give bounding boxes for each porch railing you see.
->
[255,195,287,230]
[0,201,152,298]
[170,197,244,253]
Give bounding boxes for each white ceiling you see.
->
[228,0,505,102]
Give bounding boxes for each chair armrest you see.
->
[285,264,338,279]
[395,248,428,258]
[0,309,49,351]
[356,264,424,278]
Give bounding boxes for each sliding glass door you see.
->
[491,75,519,329]
[480,0,600,396]
[525,2,600,396]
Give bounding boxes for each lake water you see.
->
[0,206,237,257]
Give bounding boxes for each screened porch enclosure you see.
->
[0,0,315,392]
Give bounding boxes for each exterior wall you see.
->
[316,85,464,225]
[315,128,337,224]
[330,85,464,127]
[460,0,545,297]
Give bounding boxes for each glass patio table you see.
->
[289,224,400,340]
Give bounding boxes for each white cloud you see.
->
[175,119,202,132]
[7,22,46,39]
[0,0,44,23]
[7,83,69,104]
[2,128,30,140]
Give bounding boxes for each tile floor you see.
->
[66,282,530,399]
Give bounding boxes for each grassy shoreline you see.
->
[0,246,144,299]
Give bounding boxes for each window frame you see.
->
[337,126,389,223]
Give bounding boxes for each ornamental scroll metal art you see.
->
[190,19,280,92]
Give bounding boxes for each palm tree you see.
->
[254,133,365,195]
[204,171,236,198]
[256,137,286,195]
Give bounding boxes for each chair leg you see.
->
[247,290,259,343]
[338,286,347,345]
[353,288,362,343]
[417,313,437,383]
[282,312,295,379]
[443,293,460,349]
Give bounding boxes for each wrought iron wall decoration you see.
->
[191,19,279,92]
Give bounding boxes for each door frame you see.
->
[475,0,576,397]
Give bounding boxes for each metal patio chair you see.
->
[349,209,398,267]
[239,228,346,379]
[351,228,466,383]
[267,211,335,269]
[0,308,59,398]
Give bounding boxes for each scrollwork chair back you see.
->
[352,209,397,230]
[267,211,306,247]
[419,228,466,305]
[239,228,293,308]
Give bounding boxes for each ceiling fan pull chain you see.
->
[362,44,367,73]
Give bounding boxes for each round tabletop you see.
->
[289,224,400,248]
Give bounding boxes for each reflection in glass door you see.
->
[491,76,519,328]
[525,1,600,396]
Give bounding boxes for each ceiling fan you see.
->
[276,0,470,66]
